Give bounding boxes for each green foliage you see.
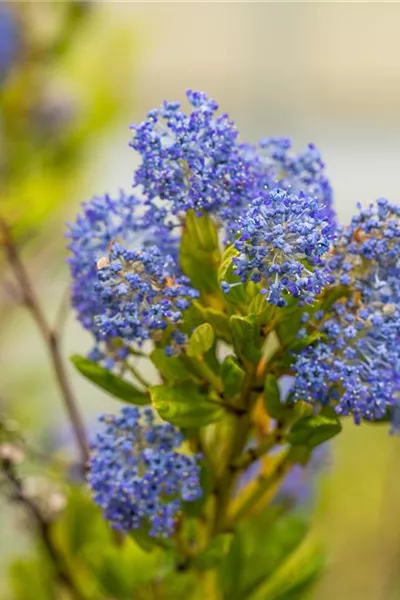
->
[70,355,149,404]
[150,349,196,383]
[221,355,245,400]
[230,315,262,363]
[9,559,54,600]
[187,324,215,357]
[287,414,342,448]
[180,210,221,294]
[193,303,232,342]
[150,383,224,427]
[264,374,285,420]
[192,534,233,571]
[217,509,323,600]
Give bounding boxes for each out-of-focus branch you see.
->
[0,216,89,465]
[1,457,85,600]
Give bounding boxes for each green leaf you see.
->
[180,209,221,293]
[70,355,149,405]
[264,374,285,419]
[219,245,248,305]
[230,315,262,363]
[242,514,310,599]
[249,536,325,600]
[187,323,215,357]
[150,383,224,428]
[275,307,304,351]
[193,302,232,342]
[52,487,112,557]
[221,356,245,400]
[287,414,342,448]
[219,529,244,600]
[192,534,233,571]
[248,292,274,326]
[82,535,159,597]
[150,349,195,383]
[9,559,54,600]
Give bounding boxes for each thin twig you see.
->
[2,459,86,600]
[53,284,72,339]
[0,217,89,465]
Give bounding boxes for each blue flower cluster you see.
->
[293,199,400,425]
[88,406,202,537]
[130,89,250,224]
[67,192,143,332]
[94,242,199,352]
[67,192,185,360]
[236,137,335,227]
[223,188,335,307]
[69,91,335,360]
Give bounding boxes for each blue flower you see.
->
[329,197,400,303]
[130,89,250,223]
[223,137,336,232]
[88,406,202,537]
[292,199,400,425]
[260,138,335,224]
[93,242,199,349]
[224,188,335,307]
[67,191,181,350]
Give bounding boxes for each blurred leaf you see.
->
[53,487,112,557]
[264,374,285,420]
[249,536,325,600]
[241,514,310,599]
[219,529,244,600]
[274,301,307,357]
[230,315,262,363]
[129,525,173,553]
[187,323,215,358]
[192,533,233,571]
[150,349,196,383]
[9,559,54,600]
[193,302,232,342]
[180,210,221,294]
[70,355,149,404]
[83,535,159,598]
[150,383,224,427]
[221,355,245,400]
[287,414,342,448]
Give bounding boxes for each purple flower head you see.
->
[293,199,400,425]
[259,138,335,225]
[88,406,202,537]
[93,242,199,350]
[223,188,335,307]
[67,192,183,355]
[130,89,250,224]
[221,137,336,236]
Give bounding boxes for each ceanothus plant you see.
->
[64,90,400,598]
[2,88,398,600]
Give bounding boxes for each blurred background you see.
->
[1,2,400,598]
